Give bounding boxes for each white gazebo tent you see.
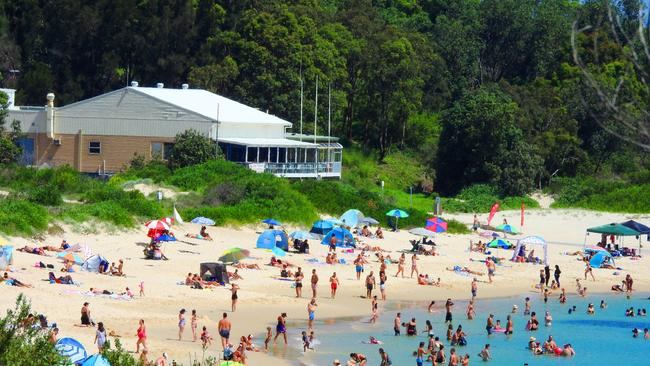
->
[511,236,548,265]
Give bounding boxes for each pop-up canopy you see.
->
[586,223,640,236]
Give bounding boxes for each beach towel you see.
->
[62,290,133,301]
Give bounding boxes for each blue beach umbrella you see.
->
[56,338,88,364]
[386,209,409,230]
[360,217,379,226]
[262,218,282,226]
[488,238,512,249]
[191,216,215,226]
[310,220,334,236]
[289,231,314,240]
[386,209,409,218]
[495,224,519,234]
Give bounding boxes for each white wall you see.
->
[218,122,286,139]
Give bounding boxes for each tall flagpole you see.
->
[299,61,303,142]
[314,75,319,175]
[328,82,331,166]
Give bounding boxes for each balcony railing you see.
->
[245,162,342,178]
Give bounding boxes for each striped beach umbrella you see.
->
[144,220,170,231]
[55,338,88,364]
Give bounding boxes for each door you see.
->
[16,137,35,166]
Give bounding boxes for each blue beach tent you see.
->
[321,227,356,248]
[340,209,364,228]
[589,251,615,269]
[81,354,111,366]
[310,220,334,236]
[256,230,289,251]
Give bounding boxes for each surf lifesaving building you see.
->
[2,83,342,178]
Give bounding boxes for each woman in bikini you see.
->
[411,254,419,278]
[395,253,405,278]
[191,309,198,342]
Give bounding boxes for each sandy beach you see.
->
[1,208,649,365]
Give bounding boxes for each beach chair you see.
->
[409,240,420,252]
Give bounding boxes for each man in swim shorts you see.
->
[394,313,401,335]
[218,312,231,349]
[365,271,376,299]
[445,299,454,323]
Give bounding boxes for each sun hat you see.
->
[333,360,341,365]
[529,336,536,341]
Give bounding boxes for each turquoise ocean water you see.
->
[278,293,650,365]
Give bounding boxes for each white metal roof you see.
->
[131,87,291,126]
[218,137,318,147]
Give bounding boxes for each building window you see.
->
[151,142,163,158]
[88,141,101,154]
[151,142,174,160]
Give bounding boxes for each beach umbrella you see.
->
[155,234,177,242]
[425,217,448,233]
[360,217,379,226]
[495,224,519,234]
[386,209,409,218]
[272,246,287,257]
[160,217,174,225]
[144,220,170,231]
[81,354,111,366]
[386,209,409,230]
[218,248,250,263]
[408,228,437,238]
[262,218,282,226]
[56,338,88,364]
[487,238,512,249]
[191,216,216,226]
[289,231,314,240]
[57,252,84,265]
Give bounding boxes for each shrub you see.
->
[26,183,63,206]
[0,294,65,366]
[0,199,49,235]
[441,184,539,213]
[168,129,218,169]
[550,177,650,213]
[101,338,143,366]
[447,219,471,234]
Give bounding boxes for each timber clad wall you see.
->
[31,133,174,173]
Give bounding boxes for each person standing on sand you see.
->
[94,322,107,352]
[330,272,339,298]
[191,309,198,342]
[307,298,317,331]
[311,269,319,298]
[544,265,550,287]
[539,269,546,294]
[379,271,387,300]
[329,234,338,252]
[554,265,561,287]
[295,267,304,298]
[370,295,379,323]
[365,271,376,299]
[135,319,147,353]
[411,253,419,278]
[218,313,231,349]
[625,274,634,296]
[178,309,186,341]
[584,259,595,281]
[230,283,239,312]
[274,312,288,345]
[486,258,495,283]
[354,254,365,280]
[395,253,405,278]
[80,302,93,327]
[471,278,478,299]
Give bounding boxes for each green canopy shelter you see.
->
[584,223,642,253]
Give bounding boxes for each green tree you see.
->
[0,294,65,366]
[0,90,21,164]
[436,87,542,196]
[168,129,218,169]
